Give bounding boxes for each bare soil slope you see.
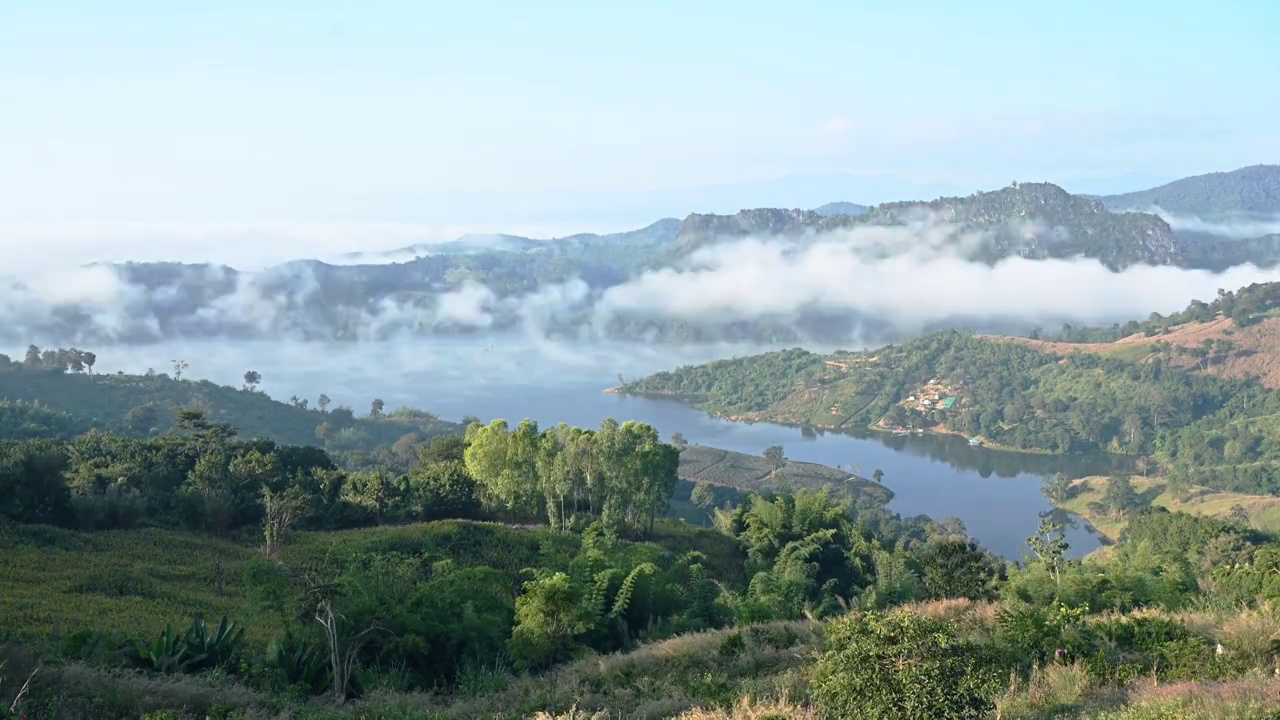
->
[998,314,1280,388]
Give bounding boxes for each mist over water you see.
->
[78,337,1112,558]
[8,217,1280,347]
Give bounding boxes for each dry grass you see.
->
[900,597,1000,626]
[1097,677,1280,719]
[1000,314,1280,390]
[1216,603,1280,668]
[994,662,1099,719]
[433,620,821,720]
[531,696,818,720]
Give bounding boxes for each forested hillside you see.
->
[675,182,1186,269]
[1101,164,1280,218]
[0,346,462,468]
[621,328,1280,500]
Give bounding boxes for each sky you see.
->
[1,0,1278,267]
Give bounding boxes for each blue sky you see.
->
[1,0,1277,238]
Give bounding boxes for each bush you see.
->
[812,610,1003,720]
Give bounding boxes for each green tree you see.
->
[314,422,336,449]
[920,539,999,601]
[344,470,392,524]
[261,485,309,558]
[1041,472,1071,504]
[507,572,594,671]
[317,394,331,413]
[1103,474,1138,515]
[123,404,160,435]
[690,481,716,514]
[536,425,576,531]
[872,468,885,484]
[1229,503,1251,526]
[243,370,262,392]
[1026,518,1070,584]
[369,399,385,418]
[813,611,1002,720]
[1166,471,1193,501]
[405,460,479,520]
[763,445,785,470]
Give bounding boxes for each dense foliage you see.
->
[625,332,1276,460]
[813,611,1003,720]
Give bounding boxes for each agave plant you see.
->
[182,615,245,672]
[266,632,330,694]
[129,624,205,674]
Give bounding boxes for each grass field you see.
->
[0,519,743,652]
[1056,476,1280,547]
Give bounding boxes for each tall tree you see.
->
[1103,474,1138,515]
[764,445,786,471]
[536,425,575,531]
[261,485,309,558]
[690,482,716,513]
[1041,473,1071,504]
[1026,518,1069,584]
[243,370,262,392]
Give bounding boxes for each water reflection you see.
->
[83,338,1122,559]
[801,425,1135,480]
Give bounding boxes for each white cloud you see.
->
[597,223,1280,331]
[4,216,1280,348]
[1139,208,1280,240]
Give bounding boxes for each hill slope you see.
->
[0,356,461,450]
[677,443,892,504]
[13,176,1280,348]
[619,329,1278,457]
[1005,280,1280,388]
[812,201,869,216]
[1100,164,1280,219]
[675,182,1185,270]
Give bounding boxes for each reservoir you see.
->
[90,337,1128,559]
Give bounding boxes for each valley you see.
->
[5,167,1280,719]
[10,6,1280,716]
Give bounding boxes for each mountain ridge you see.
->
[1100,164,1280,219]
[8,167,1280,346]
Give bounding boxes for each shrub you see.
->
[812,610,1003,720]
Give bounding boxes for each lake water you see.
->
[86,337,1127,559]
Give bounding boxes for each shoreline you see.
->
[611,386,1058,457]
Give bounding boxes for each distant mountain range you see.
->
[6,165,1280,347]
[1098,165,1280,220]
